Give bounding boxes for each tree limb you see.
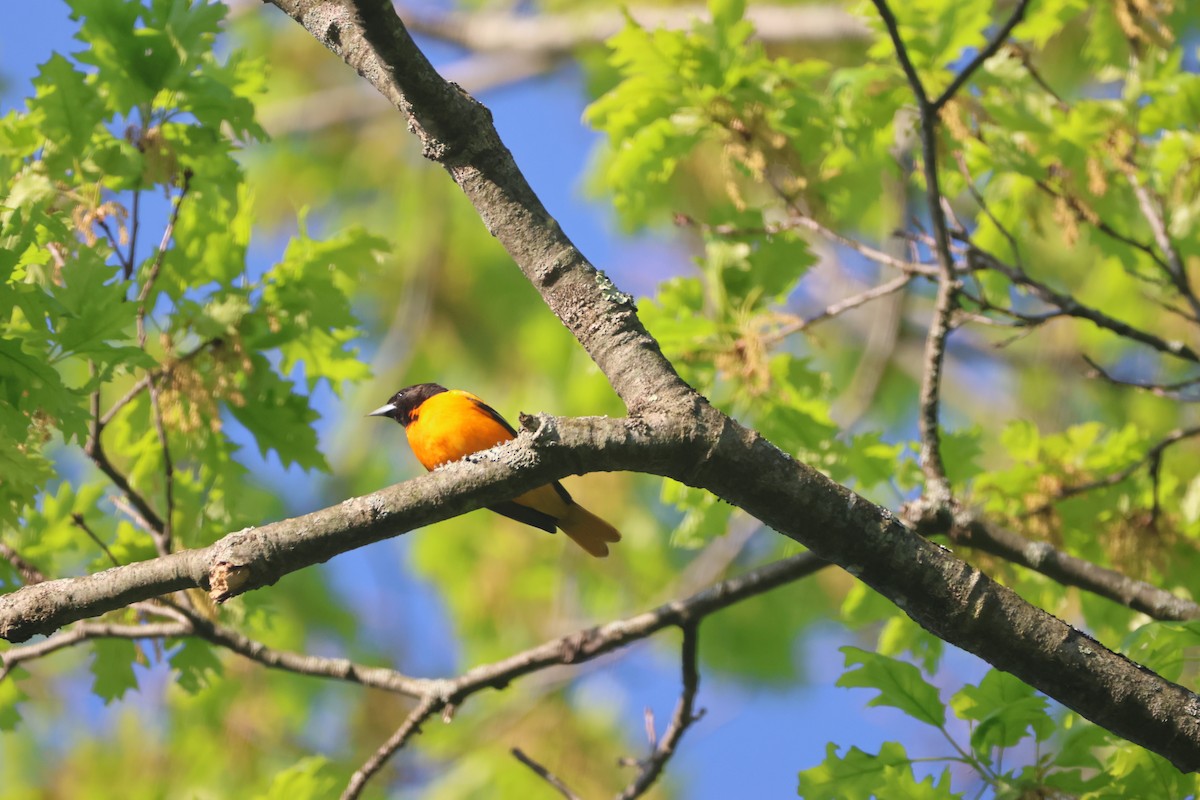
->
[402,4,870,55]
[0,414,687,642]
[340,695,438,800]
[511,748,584,800]
[903,505,1200,622]
[616,624,703,800]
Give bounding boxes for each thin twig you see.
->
[96,216,133,279]
[1015,46,1068,109]
[71,513,120,568]
[85,361,167,537]
[189,614,432,696]
[868,0,929,105]
[330,551,828,799]
[123,172,189,560]
[868,0,957,500]
[873,0,1039,501]
[781,214,938,277]
[512,748,585,800]
[85,440,166,535]
[128,188,142,277]
[147,382,175,555]
[675,212,938,277]
[966,246,1200,363]
[910,508,1200,622]
[340,695,441,800]
[1126,170,1200,321]
[135,171,191,346]
[1083,355,1200,400]
[931,0,1031,111]
[953,150,1023,271]
[1033,178,1169,273]
[617,624,703,800]
[0,543,45,585]
[100,336,220,426]
[1023,425,1200,516]
[765,273,915,344]
[136,177,185,555]
[0,620,190,680]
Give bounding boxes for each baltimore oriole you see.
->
[369,383,622,557]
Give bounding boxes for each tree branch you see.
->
[0,415,689,642]
[340,695,439,800]
[868,1,947,499]
[511,748,584,800]
[966,245,1200,363]
[1083,355,1200,400]
[271,0,697,417]
[0,620,190,681]
[765,273,915,344]
[931,0,1031,111]
[904,505,1200,622]
[1126,170,1200,317]
[617,624,703,800]
[402,4,870,55]
[870,0,1032,502]
[0,542,46,586]
[1026,425,1200,514]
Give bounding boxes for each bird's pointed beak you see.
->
[367,403,397,418]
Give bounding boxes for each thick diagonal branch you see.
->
[268,0,695,417]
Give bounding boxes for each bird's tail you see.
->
[558,503,622,558]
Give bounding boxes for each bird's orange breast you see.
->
[405,390,514,471]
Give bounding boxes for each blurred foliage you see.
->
[1,0,1200,798]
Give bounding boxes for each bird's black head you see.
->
[368,383,448,427]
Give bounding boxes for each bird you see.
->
[369,383,622,557]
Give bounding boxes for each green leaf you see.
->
[1015,0,1089,47]
[1052,716,1110,769]
[867,0,991,93]
[999,419,1040,462]
[1105,744,1198,798]
[837,646,945,727]
[103,520,158,568]
[1121,620,1200,683]
[169,638,223,694]
[940,426,983,486]
[798,741,910,799]
[797,741,954,800]
[950,669,1053,756]
[90,638,139,703]
[661,478,734,548]
[228,360,326,471]
[257,225,386,394]
[709,0,745,32]
[0,669,28,730]
[162,171,252,294]
[877,615,944,674]
[28,54,106,166]
[256,757,337,800]
[48,248,144,365]
[69,0,227,114]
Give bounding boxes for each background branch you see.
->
[402,4,870,55]
[616,624,702,800]
[511,748,584,800]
